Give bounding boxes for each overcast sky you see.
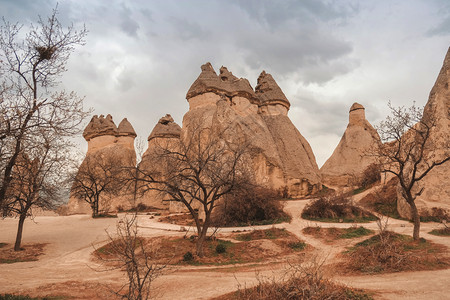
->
[2,0,449,167]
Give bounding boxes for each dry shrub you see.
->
[420,207,450,223]
[0,243,46,264]
[342,231,449,274]
[212,256,372,300]
[359,177,399,219]
[359,163,381,188]
[301,195,376,222]
[212,187,290,227]
[429,225,450,236]
[95,215,165,300]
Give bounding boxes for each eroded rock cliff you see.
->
[320,103,381,188]
[67,115,137,214]
[397,47,450,218]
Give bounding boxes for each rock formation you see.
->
[183,63,321,196]
[320,103,381,188]
[397,47,450,218]
[67,115,137,214]
[138,114,183,211]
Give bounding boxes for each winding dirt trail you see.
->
[0,200,449,299]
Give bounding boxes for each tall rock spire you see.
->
[423,47,450,126]
[117,118,137,138]
[397,47,450,219]
[320,103,381,187]
[255,71,290,110]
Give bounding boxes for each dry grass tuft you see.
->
[0,243,46,264]
[340,231,449,274]
[212,256,373,300]
[302,195,377,223]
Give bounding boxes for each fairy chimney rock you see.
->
[83,114,117,141]
[186,63,258,109]
[397,47,450,218]
[116,118,137,150]
[349,102,365,124]
[148,114,181,141]
[117,118,137,137]
[256,71,290,116]
[320,103,381,187]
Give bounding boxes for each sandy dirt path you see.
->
[1,200,449,299]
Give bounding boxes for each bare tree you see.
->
[5,129,71,251]
[71,154,123,218]
[376,102,450,240]
[137,121,249,257]
[98,214,165,300]
[0,6,88,211]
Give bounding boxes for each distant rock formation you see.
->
[67,115,137,214]
[183,63,321,196]
[320,103,381,188]
[147,114,181,141]
[137,114,183,210]
[397,47,450,218]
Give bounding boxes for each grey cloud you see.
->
[427,17,450,36]
[167,16,211,41]
[119,3,140,37]
[232,0,358,29]
[236,28,353,83]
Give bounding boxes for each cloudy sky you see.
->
[1,0,449,166]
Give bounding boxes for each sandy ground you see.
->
[0,200,449,300]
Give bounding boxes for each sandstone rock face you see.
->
[182,63,321,196]
[67,115,137,214]
[320,103,381,188]
[137,114,186,212]
[397,47,450,218]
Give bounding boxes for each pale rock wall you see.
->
[67,116,137,215]
[87,135,117,152]
[320,103,381,188]
[262,115,321,195]
[259,104,288,116]
[397,47,450,218]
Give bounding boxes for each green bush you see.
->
[183,251,194,262]
[215,243,227,254]
[288,242,306,251]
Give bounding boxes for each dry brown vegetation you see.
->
[358,163,382,189]
[339,231,449,274]
[301,195,377,223]
[159,212,196,226]
[94,228,308,266]
[6,280,118,300]
[359,177,400,219]
[211,257,373,300]
[429,226,450,236]
[0,243,46,264]
[212,187,291,227]
[302,226,374,244]
[419,207,450,223]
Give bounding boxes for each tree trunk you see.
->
[14,213,27,251]
[196,212,211,257]
[196,232,206,257]
[410,201,421,241]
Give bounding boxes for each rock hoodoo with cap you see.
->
[320,102,381,188]
[67,115,137,214]
[182,63,321,196]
